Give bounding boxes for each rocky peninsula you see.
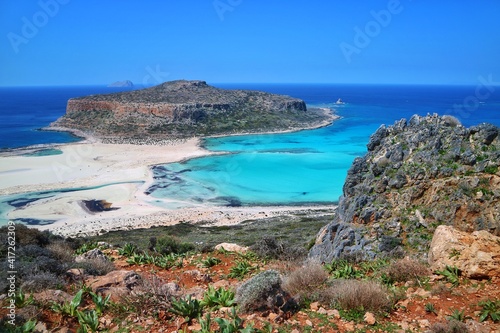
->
[51,80,333,141]
[309,114,500,262]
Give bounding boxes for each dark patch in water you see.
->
[210,196,242,207]
[82,200,119,213]
[13,218,56,226]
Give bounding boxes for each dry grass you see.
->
[320,279,392,313]
[384,258,430,282]
[282,262,328,297]
[429,320,469,333]
[121,276,173,316]
[76,258,116,276]
[46,241,75,263]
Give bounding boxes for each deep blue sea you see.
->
[1,84,500,224]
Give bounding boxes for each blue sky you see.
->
[1,0,499,86]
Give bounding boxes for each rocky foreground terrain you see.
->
[51,80,332,141]
[310,114,500,263]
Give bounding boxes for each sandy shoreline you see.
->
[0,110,338,236]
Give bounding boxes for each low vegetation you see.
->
[1,224,499,332]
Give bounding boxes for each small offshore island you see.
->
[0,81,338,237]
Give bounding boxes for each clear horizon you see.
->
[1,1,500,87]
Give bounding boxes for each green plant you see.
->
[448,309,467,322]
[89,291,111,315]
[77,310,100,333]
[154,236,195,255]
[169,295,204,323]
[228,260,257,280]
[11,319,37,333]
[478,299,500,323]
[194,313,213,333]
[202,285,235,309]
[75,242,99,255]
[51,289,84,317]
[324,260,362,279]
[425,302,437,315]
[436,266,461,287]
[118,243,137,257]
[14,289,34,308]
[200,256,222,268]
[484,165,498,174]
[448,248,460,260]
[125,253,147,265]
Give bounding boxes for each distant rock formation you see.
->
[52,80,332,140]
[108,80,134,87]
[309,114,500,262]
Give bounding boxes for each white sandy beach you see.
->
[0,134,336,237]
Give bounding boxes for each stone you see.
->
[317,307,328,315]
[364,312,376,325]
[86,270,141,293]
[309,301,320,311]
[428,225,500,279]
[327,309,340,318]
[34,289,72,304]
[75,248,109,263]
[305,320,313,327]
[215,242,249,253]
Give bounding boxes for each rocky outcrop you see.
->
[428,225,500,279]
[310,114,500,262]
[52,80,331,140]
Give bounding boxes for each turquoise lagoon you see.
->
[2,84,500,224]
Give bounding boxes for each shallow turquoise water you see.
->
[148,107,375,206]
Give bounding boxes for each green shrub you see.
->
[235,270,296,313]
[155,236,195,255]
[250,236,306,261]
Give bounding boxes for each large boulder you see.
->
[428,225,500,279]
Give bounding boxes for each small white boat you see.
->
[335,98,345,104]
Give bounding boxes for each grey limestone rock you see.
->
[309,114,500,263]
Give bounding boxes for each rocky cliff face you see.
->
[52,80,329,140]
[309,114,500,262]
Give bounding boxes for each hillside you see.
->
[51,80,332,141]
[309,114,500,262]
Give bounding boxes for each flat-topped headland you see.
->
[50,80,334,142]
